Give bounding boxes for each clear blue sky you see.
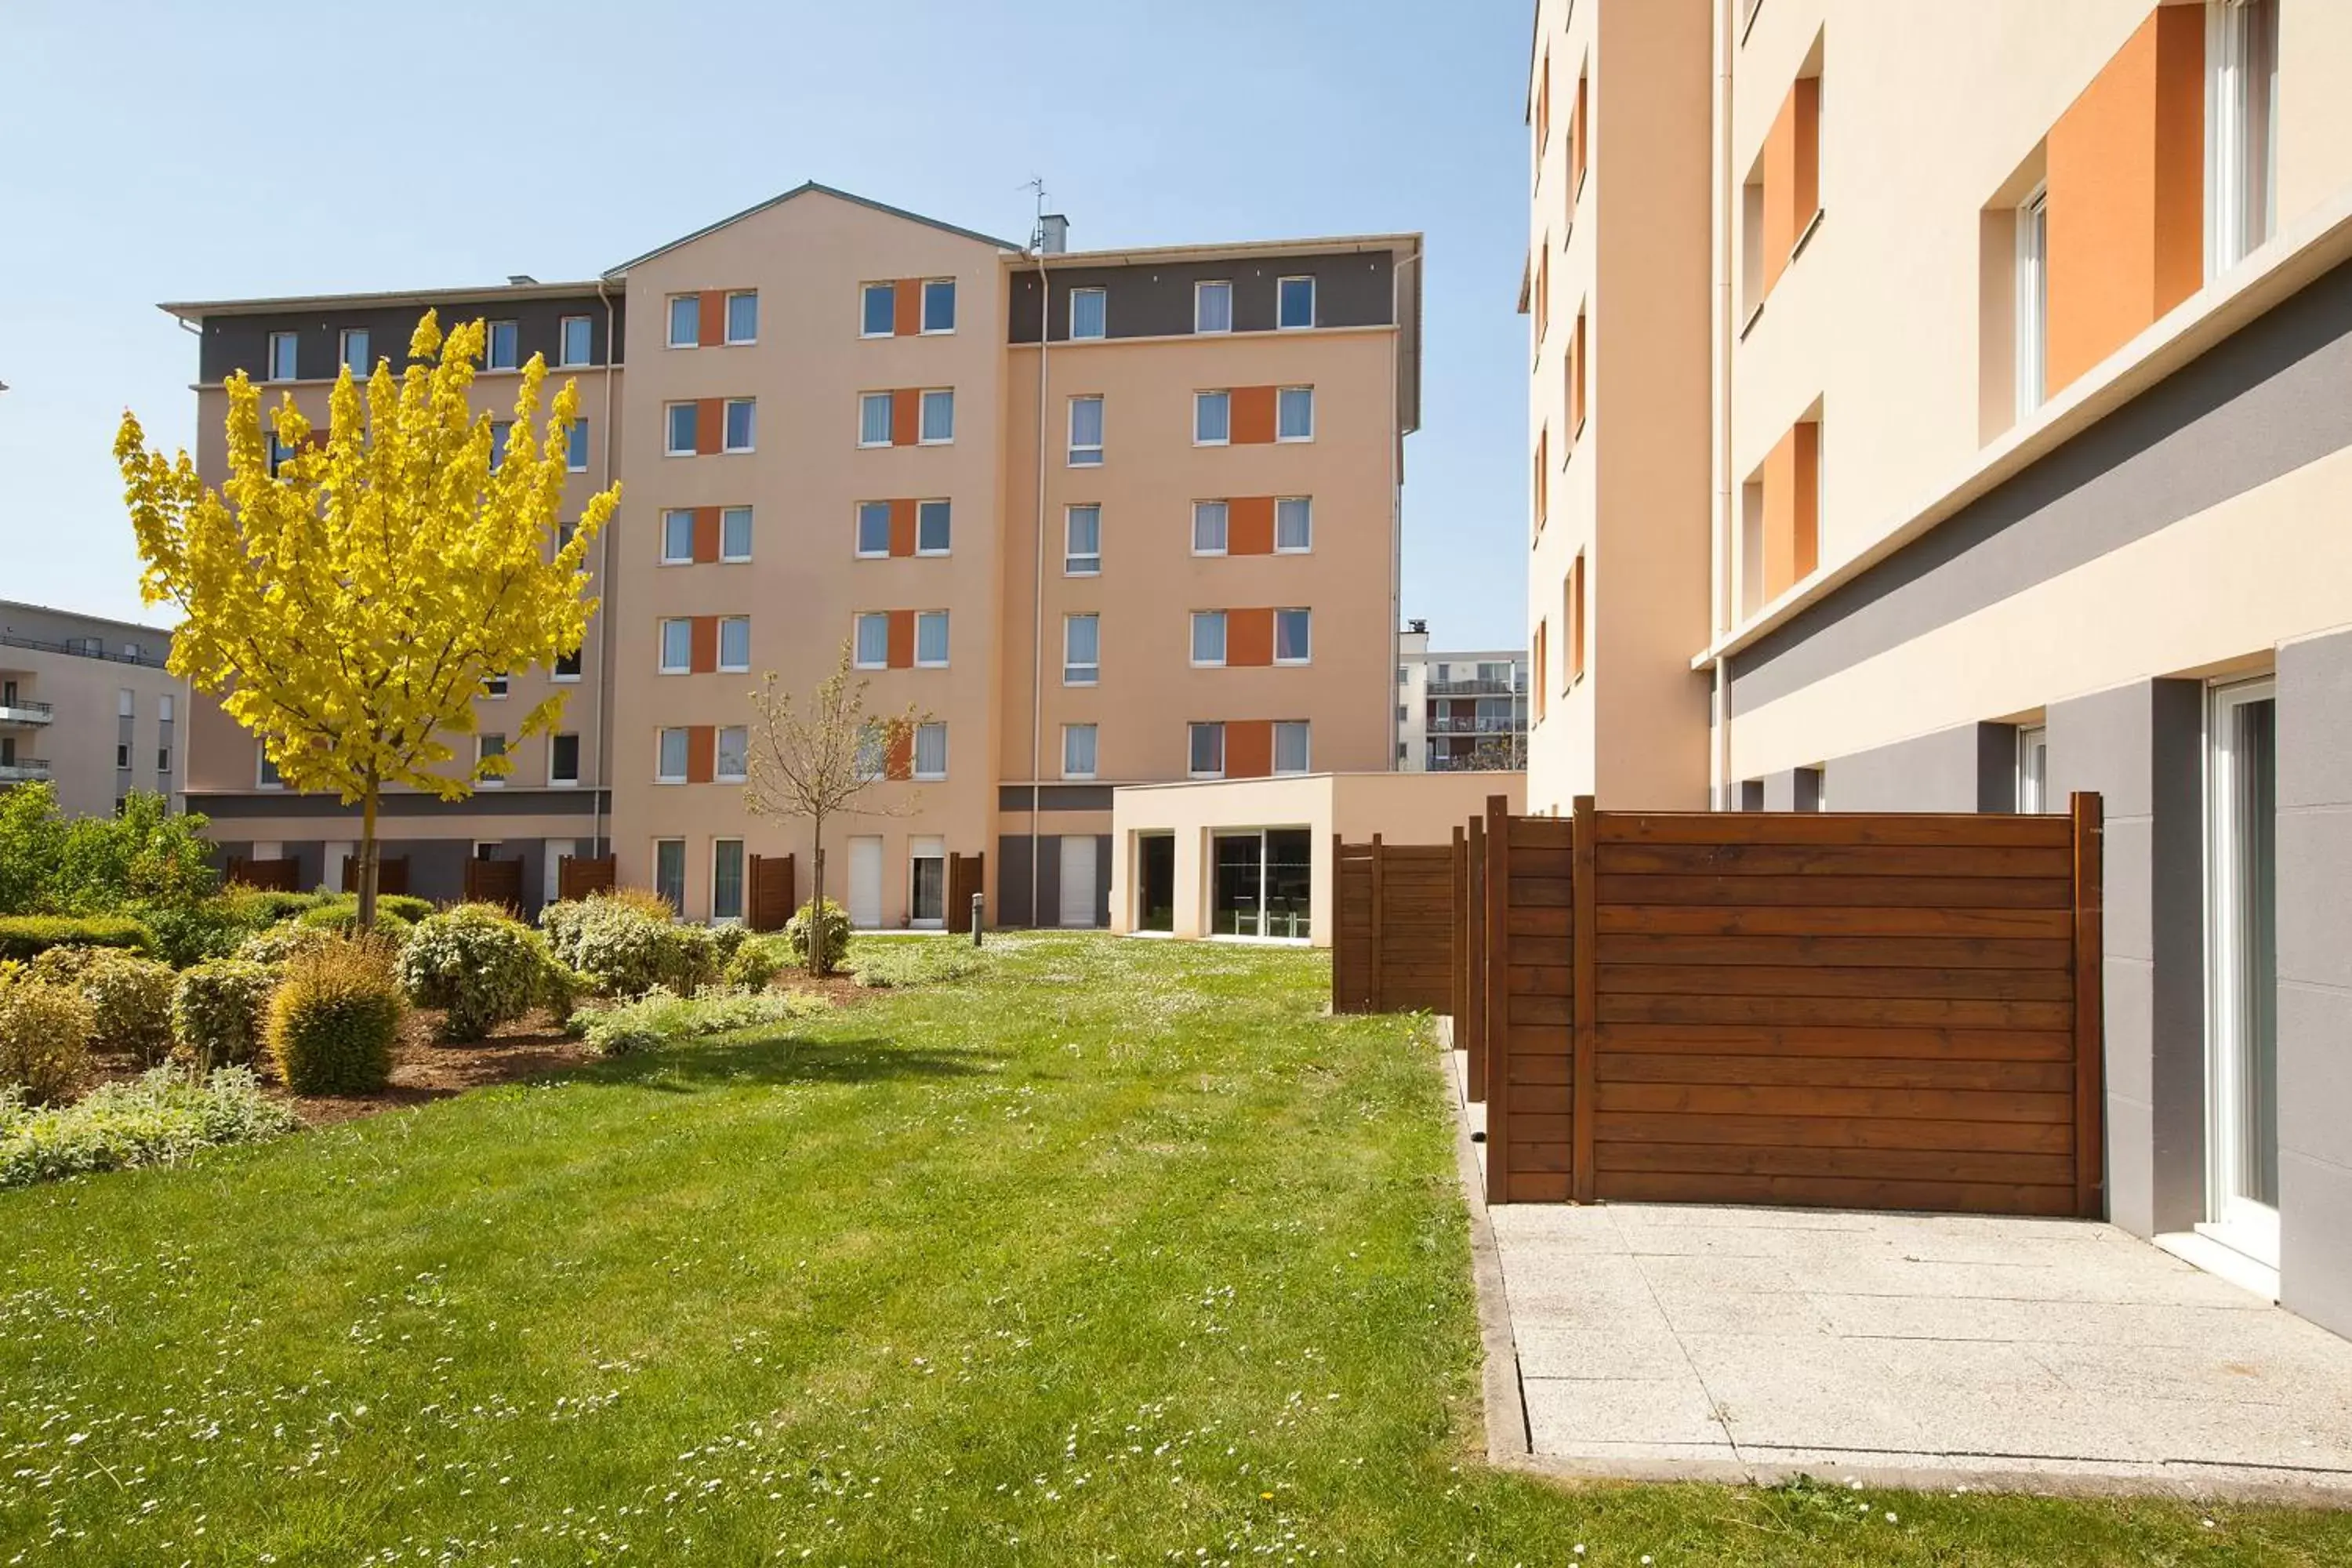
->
[0,0,1530,648]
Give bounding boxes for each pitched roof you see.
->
[604,182,1022,277]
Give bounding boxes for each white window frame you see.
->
[655,729,689,784]
[853,612,889,670]
[915,499,952,557]
[1063,613,1100,686]
[1276,275,1316,330]
[658,618,692,674]
[855,502,892,560]
[1068,394,1104,466]
[716,616,751,673]
[1191,610,1228,667]
[1272,720,1312,775]
[1274,608,1312,666]
[1192,500,1229,556]
[485,670,510,699]
[1189,722,1225,780]
[1062,723,1098,781]
[2017,726,2050,814]
[715,725,749,784]
[1276,386,1316,442]
[2206,0,2278,278]
[557,314,593,368]
[485,320,519,372]
[858,391,895,448]
[1194,279,1233,334]
[341,328,372,378]
[860,281,896,338]
[665,402,698,457]
[549,731,581,788]
[567,417,589,473]
[477,732,507,787]
[267,331,298,382]
[554,648,583,683]
[653,839,688,911]
[256,745,283,789]
[913,611,950,669]
[1064,504,1102,575]
[2016,185,2049,417]
[918,388,955,445]
[1193,390,1231,447]
[712,839,746,924]
[722,398,756,453]
[920,278,956,334]
[1276,496,1313,554]
[720,506,753,563]
[667,294,699,349]
[1069,286,1107,340]
[913,721,949,782]
[724,290,758,345]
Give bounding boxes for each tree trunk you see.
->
[358,783,380,933]
[809,831,828,978]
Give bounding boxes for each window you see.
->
[856,501,892,557]
[267,332,298,381]
[918,389,954,444]
[861,282,895,337]
[666,402,698,456]
[916,499,951,554]
[1062,724,1098,780]
[720,506,753,561]
[257,747,283,788]
[1273,721,1311,775]
[342,328,372,377]
[722,399,755,452]
[485,670,510,698]
[1069,286,1106,339]
[1274,608,1312,664]
[655,840,686,912]
[2016,187,2048,415]
[1191,611,1227,666]
[854,613,888,668]
[668,295,699,347]
[550,732,580,786]
[118,688,132,717]
[1194,390,1231,445]
[914,611,949,667]
[717,616,750,672]
[855,724,887,781]
[1058,394,1105,466]
[1276,387,1315,441]
[1277,275,1315,329]
[1189,722,1225,779]
[490,420,513,472]
[859,392,893,447]
[713,840,745,923]
[659,618,692,673]
[920,278,956,333]
[477,733,507,786]
[159,694,173,723]
[1064,613,1100,685]
[115,742,130,769]
[158,746,172,774]
[2017,726,2049,813]
[558,315,593,367]
[2209,0,2279,276]
[1195,280,1233,334]
[486,320,518,371]
[267,435,293,477]
[554,648,583,681]
[1276,497,1312,552]
[567,418,589,471]
[913,721,948,780]
[1566,552,1587,684]
[716,725,749,782]
[1192,501,1229,555]
[657,729,689,782]
[725,291,758,344]
[1065,505,1101,575]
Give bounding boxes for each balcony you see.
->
[1424,715,1524,735]
[0,698,53,726]
[1425,677,1523,697]
[0,630,168,670]
[0,757,53,784]
[1426,751,1522,773]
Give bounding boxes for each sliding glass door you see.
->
[1208,829,1312,941]
[2205,678,2279,1267]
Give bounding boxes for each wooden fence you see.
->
[1446,793,2106,1218]
[225,857,299,892]
[557,854,615,902]
[947,851,985,934]
[747,853,797,931]
[463,856,524,911]
[1331,836,1457,1014]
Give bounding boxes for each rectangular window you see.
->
[666,402,698,456]
[1062,724,1098,780]
[486,320,519,371]
[1065,505,1101,575]
[725,290,758,344]
[1192,500,1229,555]
[1275,608,1312,664]
[159,694,173,722]
[267,435,293,477]
[723,399,755,452]
[554,648,583,681]
[861,282,896,336]
[1069,286,1106,339]
[716,616,750,672]
[859,392,893,447]
[342,328,372,377]
[1277,275,1315,329]
[720,506,752,561]
[854,613,889,668]
[158,747,171,774]
[2209,0,2280,275]
[2016,187,2049,415]
[914,611,949,667]
[659,618,692,673]
[118,688,133,717]
[920,278,956,333]
[116,742,130,770]
[913,721,948,780]
[668,296,699,347]
[268,332,298,381]
[918,389,954,444]
[1567,552,1587,684]
[855,724,887,782]
[1276,387,1315,441]
[567,418,589,472]
[550,732,580,786]
[1194,390,1231,445]
[1064,613,1100,685]
[1189,722,1225,779]
[1191,610,1227,666]
[916,499,951,554]
[558,315,593,367]
[655,840,686,912]
[490,420,513,472]
[855,501,892,557]
[1276,497,1312,552]
[657,729,689,782]
[1273,721,1311,775]
[258,747,282,788]
[477,732,507,786]
[1068,394,1104,465]
[485,670,510,699]
[715,725,749,782]
[1195,280,1233,334]
[712,840,745,922]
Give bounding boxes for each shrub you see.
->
[170,959,280,1069]
[537,958,590,1028]
[216,887,321,927]
[722,939,782,992]
[296,902,416,945]
[784,898,851,973]
[0,979,95,1102]
[0,783,219,918]
[0,914,157,964]
[576,985,829,1058]
[848,940,987,990]
[711,924,751,963]
[0,1065,299,1189]
[237,923,339,967]
[136,899,252,968]
[539,893,717,1000]
[397,903,547,1041]
[30,948,176,1063]
[266,940,405,1095]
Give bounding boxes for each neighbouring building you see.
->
[0,601,184,818]
[1524,0,2352,1338]
[1396,622,1529,772]
[163,184,1421,929]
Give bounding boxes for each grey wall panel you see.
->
[1821,724,2008,814]
[201,294,619,384]
[1094,834,1112,928]
[1007,251,1395,343]
[996,835,1035,928]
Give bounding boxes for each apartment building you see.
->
[1396,622,1528,771]
[0,601,183,817]
[165,184,1421,929]
[1525,0,2352,1338]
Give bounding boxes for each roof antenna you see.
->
[1022,177,1049,252]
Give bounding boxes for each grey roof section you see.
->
[604,182,1023,277]
[162,278,608,321]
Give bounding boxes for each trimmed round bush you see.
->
[214,887,321,927]
[784,898,851,973]
[397,903,547,1041]
[722,940,782,991]
[170,958,280,1069]
[266,940,405,1096]
[0,978,95,1102]
[237,922,339,967]
[539,893,716,999]
[30,947,176,1064]
[295,902,416,944]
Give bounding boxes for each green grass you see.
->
[2,935,2344,1565]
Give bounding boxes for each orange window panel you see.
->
[884,724,913,781]
[698,291,727,348]
[1570,310,1587,432]
[1226,608,1275,668]
[1535,49,1550,153]
[692,506,721,564]
[1534,247,1549,342]
[1534,430,1548,532]
[891,387,921,447]
[1762,420,1820,600]
[1225,720,1273,780]
[1227,496,1276,556]
[686,725,716,784]
[1567,553,1587,683]
[689,615,719,674]
[893,280,922,337]
[885,608,915,670]
[1230,386,1278,445]
[695,398,723,456]
[1760,74,1820,297]
[1570,71,1588,192]
[1533,622,1548,721]
[888,499,918,557]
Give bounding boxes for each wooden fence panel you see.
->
[1332,838,1375,1012]
[747,853,797,932]
[226,857,299,892]
[947,851,986,934]
[557,855,615,902]
[463,857,524,911]
[1330,837,1454,1014]
[1464,813,1486,1102]
[343,855,409,897]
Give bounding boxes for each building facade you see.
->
[1526,0,2352,1338]
[165,185,1420,929]
[1396,623,1528,771]
[0,601,183,818]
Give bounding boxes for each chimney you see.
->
[1038,213,1069,255]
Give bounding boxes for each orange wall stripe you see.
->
[1227,608,1275,668]
[891,387,920,446]
[695,398,723,456]
[1228,496,1276,555]
[886,609,915,670]
[686,725,715,784]
[698,291,726,348]
[1225,720,1273,779]
[1230,386,1277,445]
[692,507,721,564]
[888,499,917,558]
[894,280,922,337]
[689,615,718,675]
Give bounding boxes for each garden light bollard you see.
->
[971,894,985,947]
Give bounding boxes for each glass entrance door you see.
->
[1210,833,1264,936]
[1136,834,1175,933]
[909,837,945,928]
[1209,829,1312,940]
[2205,679,2279,1268]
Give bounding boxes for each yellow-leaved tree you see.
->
[115,312,620,930]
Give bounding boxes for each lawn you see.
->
[2,934,2346,1565]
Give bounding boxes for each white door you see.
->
[2205,679,2279,1267]
[848,836,884,930]
[543,840,575,907]
[909,837,946,927]
[324,842,354,894]
[1058,834,1098,928]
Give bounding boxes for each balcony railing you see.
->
[0,699,54,726]
[0,758,54,783]
[1424,715,1523,735]
[1424,677,1523,697]
[1426,752,1523,773]
[0,631,169,669]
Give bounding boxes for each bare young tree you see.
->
[742,641,930,975]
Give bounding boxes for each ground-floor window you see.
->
[910,837,946,927]
[1210,828,1311,940]
[1136,833,1175,933]
[712,839,745,924]
[654,839,686,915]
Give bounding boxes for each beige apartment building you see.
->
[166,185,1421,930]
[0,602,183,817]
[1526,0,2352,1338]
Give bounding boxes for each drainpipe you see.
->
[1388,245,1419,772]
[1709,0,1737,808]
[1029,245,1050,928]
[593,276,619,855]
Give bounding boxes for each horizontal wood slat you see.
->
[1598,812,2075,848]
[1598,842,2074,879]
[1597,1171,2080,1216]
[1599,874,2073,908]
[1596,1141,2077,1185]
[1595,1110,2074,1153]
[1597,1053,2074,1091]
[1597,963,2074,1000]
[1597,934,2072,969]
[1597,904,2078,938]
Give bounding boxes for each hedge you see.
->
[0,915,158,963]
